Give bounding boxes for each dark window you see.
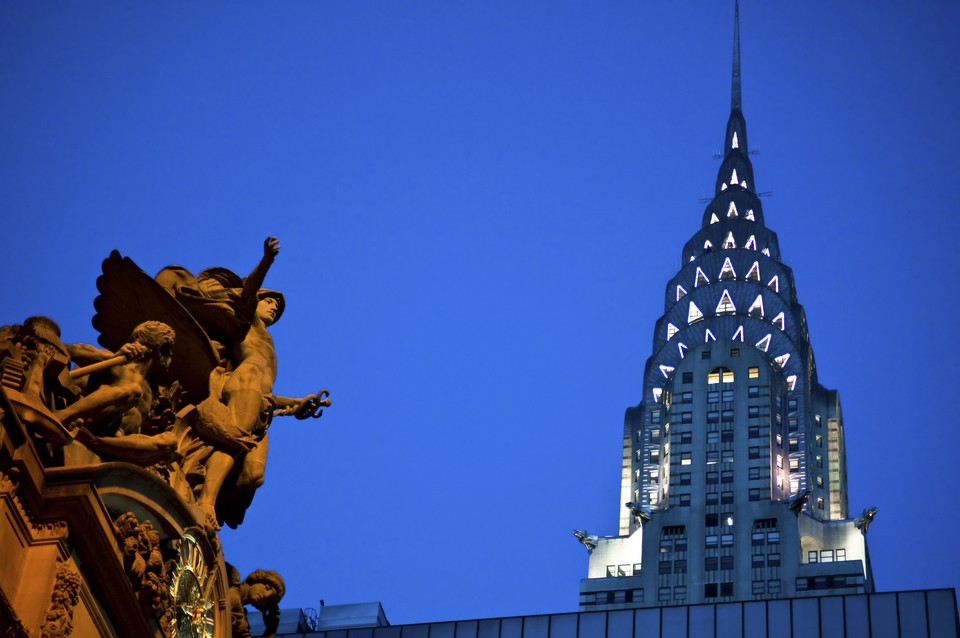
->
[752,554,765,567]
[721,410,734,422]
[730,348,740,357]
[705,535,718,548]
[678,472,691,486]
[749,446,763,459]
[748,426,762,438]
[659,560,672,574]
[721,555,734,570]
[748,386,760,397]
[721,430,734,442]
[748,406,760,417]
[680,412,693,424]
[721,471,734,483]
[674,560,687,574]
[705,513,719,527]
[707,411,720,423]
[704,583,718,597]
[680,432,692,444]
[707,391,720,403]
[705,492,719,505]
[788,399,797,412]
[705,557,718,571]
[706,471,719,484]
[720,582,734,596]
[658,587,671,601]
[721,491,734,504]
[768,553,781,567]
[752,580,765,595]
[677,494,690,507]
[722,390,734,402]
[682,372,693,384]
[702,350,711,360]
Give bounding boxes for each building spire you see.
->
[731,0,741,112]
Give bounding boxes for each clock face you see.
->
[170,531,216,638]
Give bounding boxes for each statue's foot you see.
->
[198,503,220,533]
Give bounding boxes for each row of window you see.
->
[605,564,641,578]
[808,548,847,563]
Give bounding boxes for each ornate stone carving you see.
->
[226,563,285,638]
[112,512,171,625]
[39,563,81,638]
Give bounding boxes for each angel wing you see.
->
[92,251,220,403]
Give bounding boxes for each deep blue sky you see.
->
[2,1,959,625]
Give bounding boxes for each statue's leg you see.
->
[196,449,235,529]
[75,429,177,465]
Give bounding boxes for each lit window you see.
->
[748,366,759,379]
[776,454,782,469]
[710,212,720,224]
[676,285,687,301]
[721,183,728,191]
[815,455,823,469]
[762,248,771,257]
[688,301,704,323]
[748,294,765,316]
[653,388,663,402]
[708,371,720,384]
[680,453,692,466]
[689,255,696,262]
[716,290,736,314]
[732,131,739,149]
[745,261,760,281]
[706,451,718,465]
[678,342,688,358]
[722,231,736,249]
[821,549,834,562]
[767,275,779,292]
[786,375,797,391]
[745,209,755,221]
[774,353,790,368]
[704,239,713,251]
[789,457,799,470]
[667,323,679,340]
[772,311,785,330]
[659,364,675,379]
[741,180,748,190]
[727,201,738,217]
[815,435,823,448]
[695,267,710,287]
[732,325,745,342]
[755,334,772,352]
[730,169,739,185]
[816,476,823,488]
[745,235,757,251]
[722,369,734,383]
[704,328,716,343]
[776,433,782,447]
[719,257,736,279]
[837,549,846,561]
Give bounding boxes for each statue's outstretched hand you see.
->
[264,236,281,260]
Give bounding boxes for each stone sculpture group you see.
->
[0,237,328,637]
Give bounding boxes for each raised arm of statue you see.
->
[67,343,120,366]
[240,237,280,316]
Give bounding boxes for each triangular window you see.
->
[727,201,739,218]
[746,261,760,281]
[723,232,736,249]
[772,312,786,330]
[732,131,739,149]
[745,235,757,251]
[767,275,780,293]
[741,180,748,190]
[745,209,755,221]
[710,212,720,224]
[678,342,689,359]
[755,334,772,352]
[689,255,696,262]
[774,353,791,368]
[786,375,797,392]
[676,285,687,301]
[730,169,739,185]
[688,301,704,323]
[748,294,765,316]
[716,290,736,314]
[695,267,710,287]
[721,183,728,191]
[653,388,663,403]
[732,325,745,342]
[704,328,716,343]
[659,364,675,379]
[667,323,679,340]
[704,240,713,251]
[762,248,771,257]
[719,257,736,280]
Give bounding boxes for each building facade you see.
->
[578,3,874,610]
